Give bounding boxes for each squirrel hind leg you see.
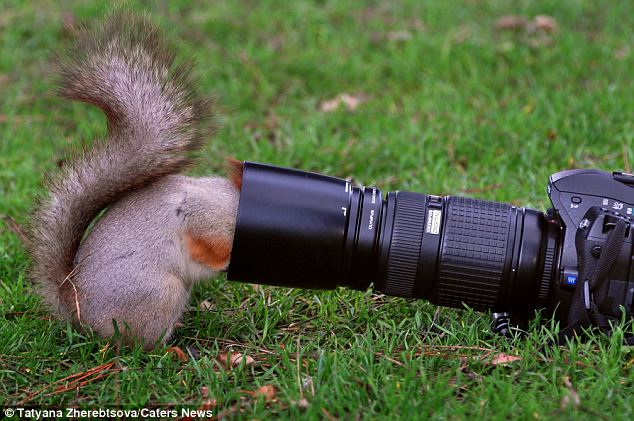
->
[84,272,190,350]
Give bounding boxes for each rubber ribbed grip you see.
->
[383,192,427,297]
[433,197,513,310]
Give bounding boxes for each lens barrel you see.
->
[228,162,558,314]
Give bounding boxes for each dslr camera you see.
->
[228,163,634,341]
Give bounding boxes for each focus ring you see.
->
[383,192,427,297]
[433,197,512,310]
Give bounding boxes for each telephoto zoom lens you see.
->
[228,162,559,315]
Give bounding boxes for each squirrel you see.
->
[27,13,243,350]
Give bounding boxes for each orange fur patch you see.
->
[225,157,244,190]
[185,233,231,270]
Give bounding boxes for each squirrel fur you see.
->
[27,13,242,350]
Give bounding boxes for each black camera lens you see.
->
[228,162,559,314]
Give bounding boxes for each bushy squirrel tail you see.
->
[28,12,212,318]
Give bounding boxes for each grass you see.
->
[1,0,633,418]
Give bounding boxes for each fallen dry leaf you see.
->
[387,30,412,42]
[615,46,630,60]
[217,352,255,368]
[167,346,189,363]
[255,384,277,401]
[489,353,522,366]
[560,376,581,409]
[62,12,77,30]
[533,15,558,32]
[320,93,367,112]
[59,11,80,38]
[495,14,558,34]
[198,300,214,311]
[495,15,529,31]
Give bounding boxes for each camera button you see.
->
[571,196,582,204]
[560,268,579,289]
[613,171,634,185]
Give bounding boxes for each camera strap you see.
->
[558,218,633,344]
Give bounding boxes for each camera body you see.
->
[228,163,634,339]
[546,170,634,331]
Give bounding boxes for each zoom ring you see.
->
[433,197,512,310]
[383,192,427,297]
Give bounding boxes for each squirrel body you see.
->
[72,175,237,346]
[28,14,240,349]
